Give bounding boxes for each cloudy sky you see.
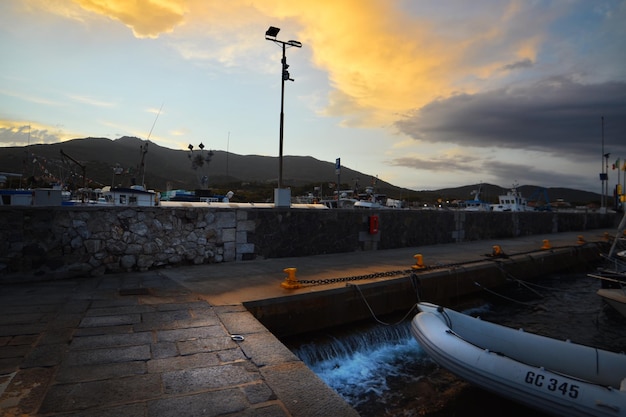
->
[1,0,625,193]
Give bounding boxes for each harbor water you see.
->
[286,271,626,416]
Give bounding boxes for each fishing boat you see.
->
[1,188,65,206]
[319,197,358,209]
[410,302,626,416]
[491,183,533,212]
[100,185,159,206]
[461,183,492,211]
[354,199,386,209]
[0,189,33,206]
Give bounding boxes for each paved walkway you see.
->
[0,230,611,416]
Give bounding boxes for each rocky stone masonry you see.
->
[0,207,256,280]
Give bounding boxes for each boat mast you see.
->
[60,149,87,203]
[141,103,163,188]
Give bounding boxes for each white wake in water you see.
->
[290,323,429,406]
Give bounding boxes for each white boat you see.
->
[597,288,626,318]
[462,184,492,211]
[591,211,626,316]
[160,201,328,209]
[319,198,358,209]
[0,189,33,206]
[354,199,386,209]
[410,302,626,416]
[101,185,159,206]
[608,211,626,263]
[1,188,64,206]
[160,189,225,203]
[491,183,533,212]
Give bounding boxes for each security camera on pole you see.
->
[265,26,302,207]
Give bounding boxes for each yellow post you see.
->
[541,239,551,250]
[281,267,301,289]
[412,254,425,269]
[577,235,585,245]
[492,245,503,257]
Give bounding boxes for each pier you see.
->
[0,230,613,416]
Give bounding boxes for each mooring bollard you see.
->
[412,254,425,270]
[281,267,301,289]
[541,239,551,250]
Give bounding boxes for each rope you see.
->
[496,263,544,298]
[349,281,419,326]
[441,307,453,329]
[474,281,536,306]
[409,272,422,303]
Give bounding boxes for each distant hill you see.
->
[434,183,602,207]
[0,136,400,192]
[0,136,603,205]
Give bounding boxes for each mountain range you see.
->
[0,136,603,205]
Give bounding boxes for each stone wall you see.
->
[0,206,617,282]
[1,206,254,281]
[247,209,616,257]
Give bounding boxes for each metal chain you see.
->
[297,269,414,286]
[293,244,591,287]
[296,260,485,286]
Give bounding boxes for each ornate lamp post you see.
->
[188,142,214,189]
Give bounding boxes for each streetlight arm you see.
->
[267,39,302,49]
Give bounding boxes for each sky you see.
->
[1,0,625,194]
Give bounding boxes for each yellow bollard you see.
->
[281,267,301,289]
[412,254,426,270]
[541,239,551,250]
[577,235,585,245]
[492,245,506,257]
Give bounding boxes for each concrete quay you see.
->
[0,230,613,416]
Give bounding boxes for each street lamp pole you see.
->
[278,41,285,189]
[265,26,302,207]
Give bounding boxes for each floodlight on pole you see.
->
[265,26,302,206]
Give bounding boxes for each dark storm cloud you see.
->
[500,58,534,71]
[390,154,593,190]
[391,154,483,173]
[395,76,626,159]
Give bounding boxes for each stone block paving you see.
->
[0,272,358,417]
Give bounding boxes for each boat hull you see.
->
[598,289,626,318]
[410,302,626,417]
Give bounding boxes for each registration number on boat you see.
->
[524,371,580,398]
